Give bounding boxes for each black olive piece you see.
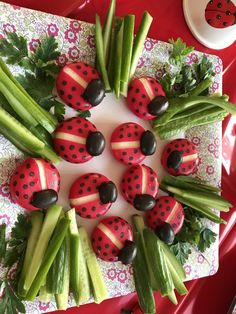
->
[148,95,169,116]
[118,240,137,265]
[133,194,156,211]
[155,222,175,245]
[140,130,157,156]
[167,150,183,170]
[98,181,118,204]
[30,189,58,209]
[82,79,105,106]
[120,309,132,314]
[86,131,105,156]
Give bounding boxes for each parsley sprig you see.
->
[160,38,215,97]
[0,33,65,121]
[170,206,217,264]
[0,215,31,313]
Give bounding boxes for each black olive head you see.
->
[167,150,183,171]
[30,189,58,209]
[82,79,105,106]
[118,240,137,265]
[155,222,175,245]
[148,95,169,116]
[140,130,157,156]
[98,181,118,204]
[86,131,105,156]
[133,194,156,211]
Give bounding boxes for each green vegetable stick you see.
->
[107,27,115,88]
[39,285,52,303]
[25,217,70,301]
[0,67,57,133]
[121,15,135,83]
[55,232,71,310]
[143,228,174,296]
[23,204,62,293]
[46,238,66,294]
[114,19,124,98]
[95,14,111,91]
[133,232,156,314]
[0,81,38,127]
[78,226,108,304]
[170,103,215,121]
[174,195,226,224]
[162,175,221,193]
[102,0,116,64]
[163,186,231,211]
[132,214,159,291]
[181,78,213,97]
[66,208,80,305]
[0,58,58,128]
[0,106,44,152]
[18,212,44,297]
[129,11,153,80]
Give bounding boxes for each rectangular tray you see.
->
[0,2,223,312]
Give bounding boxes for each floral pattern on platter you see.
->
[0,2,222,313]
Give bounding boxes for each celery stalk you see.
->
[0,106,44,152]
[129,11,153,80]
[0,67,57,133]
[102,0,116,64]
[113,19,124,98]
[95,14,111,91]
[0,81,38,127]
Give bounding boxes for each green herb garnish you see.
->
[0,215,31,313]
[0,33,65,121]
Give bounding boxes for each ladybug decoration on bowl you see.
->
[127,76,169,120]
[205,0,236,28]
[161,138,199,176]
[92,216,137,263]
[110,122,157,165]
[56,61,105,111]
[10,157,60,211]
[53,117,105,163]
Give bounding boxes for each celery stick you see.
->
[129,11,153,80]
[0,68,57,133]
[107,28,115,88]
[55,233,70,310]
[40,145,61,165]
[18,212,44,297]
[181,78,213,97]
[0,124,33,155]
[39,284,52,302]
[114,19,124,98]
[0,58,58,128]
[121,15,135,83]
[95,14,111,91]
[103,0,116,64]
[78,226,108,304]
[23,204,62,294]
[25,217,70,301]
[168,289,178,305]
[0,81,38,127]
[0,106,44,152]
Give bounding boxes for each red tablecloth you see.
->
[2,1,236,313]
